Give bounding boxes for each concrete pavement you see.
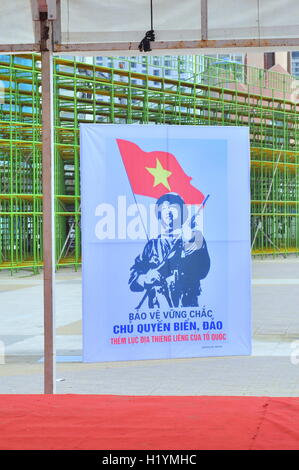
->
[1,258,299,395]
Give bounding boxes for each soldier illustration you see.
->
[129,193,210,309]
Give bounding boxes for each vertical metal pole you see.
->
[41,16,56,394]
[201,0,208,41]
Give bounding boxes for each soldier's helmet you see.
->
[155,192,187,225]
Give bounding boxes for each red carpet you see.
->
[0,395,299,450]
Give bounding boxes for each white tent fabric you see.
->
[0,0,35,45]
[1,0,299,53]
[60,0,299,43]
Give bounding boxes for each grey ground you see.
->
[1,258,299,396]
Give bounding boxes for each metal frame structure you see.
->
[0,55,299,272]
[1,54,299,271]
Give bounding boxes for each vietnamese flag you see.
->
[116,139,205,204]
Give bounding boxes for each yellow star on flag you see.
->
[145,158,172,190]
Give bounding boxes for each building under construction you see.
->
[0,53,299,272]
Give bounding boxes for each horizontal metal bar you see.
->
[0,43,40,52]
[55,37,299,53]
[1,37,299,54]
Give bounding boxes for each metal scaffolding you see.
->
[1,53,299,272]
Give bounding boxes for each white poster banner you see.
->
[80,124,251,362]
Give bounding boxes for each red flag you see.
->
[117,139,205,204]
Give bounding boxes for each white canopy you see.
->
[1,0,299,54]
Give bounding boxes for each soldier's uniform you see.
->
[129,230,210,308]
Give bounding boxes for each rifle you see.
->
[135,237,181,309]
